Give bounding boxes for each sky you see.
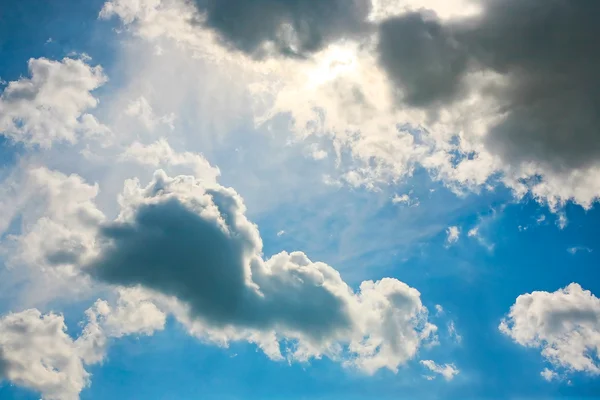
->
[0,0,599,399]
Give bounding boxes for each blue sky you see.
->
[1,0,600,399]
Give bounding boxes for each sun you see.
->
[307,45,359,87]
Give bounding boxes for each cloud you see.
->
[567,246,593,256]
[500,283,600,377]
[0,309,90,400]
[377,1,600,206]
[0,287,167,400]
[77,287,167,364]
[119,139,221,182]
[392,193,419,207]
[68,170,439,374]
[97,0,600,209]
[125,96,175,131]
[541,368,558,382]
[420,359,459,381]
[189,0,372,57]
[0,57,108,148]
[445,226,459,245]
[447,320,461,344]
[0,166,105,304]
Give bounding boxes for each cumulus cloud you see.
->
[0,288,167,400]
[500,283,600,377]
[377,1,600,206]
[0,167,104,299]
[420,359,459,381]
[65,170,438,374]
[97,0,600,209]
[0,57,108,148]
[0,309,90,400]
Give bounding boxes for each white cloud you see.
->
[435,304,444,316]
[119,139,220,182]
[0,57,108,148]
[420,360,460,381]
[500,283,600,377]
[448,321,462,344]
[95,0,600,213]
[0,309,90,400]
[446,226,460,245]
[8,170,437,373]
[25,168,439,375]
[125,96,175,130]
[392,193,419,207]
[541,368,558,382]
[567,246,593,255]
[0,288,167,400]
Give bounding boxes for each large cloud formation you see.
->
[74,170,437,373]
[99,0,600,209]
[378,0,600,175]
[500,283,600,378]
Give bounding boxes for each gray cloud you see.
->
[90,196,350,339]
[377,0,600,173]
[378,12,468,107]
[192,0,372,57]
[82,170,436,372]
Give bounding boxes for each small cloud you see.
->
[420,360,460,381]
[446,226,460,246]
[467,227,478,237]
[556,213,568,229]
[448,321,462,344]
[536,214,546,224]
[308,144,328,160]
[277,230,286,237]
[541,368,558,382]
[392,193,420,207]
[567,246,592,255]
[435,304,444,316]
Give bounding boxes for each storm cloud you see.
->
[377,0,600,173]
[192,0,372,56]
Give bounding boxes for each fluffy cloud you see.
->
[0,288,167,399]
[97,0,600,210]
[66,170,438,373]
[119,139,220,182]
[377,1,600,206]
[420,359,459,381]
[0,57,108,147]
[0,309,90,400]
[0,166,104,305]
[500,283,600,377]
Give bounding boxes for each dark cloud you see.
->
[377,0,600,173]
[193,0,372,57]
[87,176,352,340]
[378,12,468,107]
